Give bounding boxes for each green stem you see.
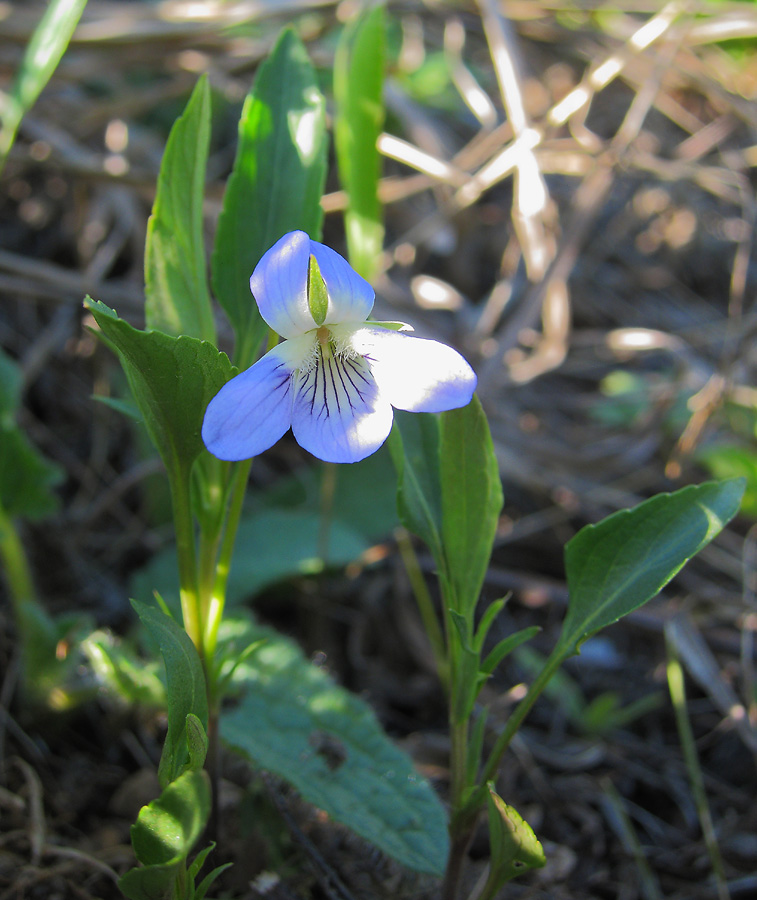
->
[205,459,252,662]
[396,529,448,685]
[666,638,730,900]
[0,504,36,610]
[168,467,202,653]
[478,643,567,796]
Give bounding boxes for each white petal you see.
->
[249,231,316,339]
[292,353,393,463]
[343,325,477,413]
[311,242,375,325]
[201,342,306,461]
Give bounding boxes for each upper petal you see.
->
[250,231,315,339]
[343,325,477,413]
[202,342,304,461]
[291,353,393,463]
[311,241,374,325]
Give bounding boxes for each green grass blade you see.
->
[0,0,87,172]
[334,4,385,279]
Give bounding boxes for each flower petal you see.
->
[250,231,315,339]
[292,353,393,463]
[311,242,374,325]
[343,325,477,413]
[202,343,300,461]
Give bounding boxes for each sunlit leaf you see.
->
[145,76,215,343]
[559,479,745,656]
[212,27,327,368]
[334,4,385,279]
[85,298,234,482]
[221,615,449,875]
[118,769,210,900]
[132,600,208,787]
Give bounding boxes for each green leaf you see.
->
[388,411,443,564]
[145,76,215,343]
[221,615,449,875]
[194,859,233,900]
[132,600,208,787]
[0,0,87,170]
[334,4,385,279]
[0,425,62,520]
[82,630,165,708]
[698,444,757,518]
[440,397,503,614]
[480,626,540,678]
[118,769,211,900]
[559,479,745,656]
[185,713,208,771]
[211,27,327,367]
[484,786,545,890]
[85,299,235,481]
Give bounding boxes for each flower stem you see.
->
[205,458,252,660]
[396,529,448,685]
[480,643,567,788]
[168,467,202,653]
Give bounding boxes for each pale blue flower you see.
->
[202,231,477,464]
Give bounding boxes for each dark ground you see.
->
[1,2,757,899]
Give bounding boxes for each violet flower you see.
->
[202,231,476,464]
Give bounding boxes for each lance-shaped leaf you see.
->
[212,27,327,368]
[85,299,234,480]
[388,411,444,564]
[558,478,745,657]
[440,396,503,614]
[145,75,215,343]
[132,600,208,787]
[334,4,385,280]
[118,768,210,900]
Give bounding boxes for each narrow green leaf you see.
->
[145,76,214,342]
[0,0,87,170]
[194,860,233,900]
[388,411,444,564]
[187,842,215,882]
[474,597,506,653]
[334,4,385,279]
[480,626,541,678]
[118,769,210,900]
[440,397,503,613]
[484,786,545,890]
[221,615,449,875]
[85,298,235,480]
[559,479,745,656]
[132,600,208,787]
[212,27,327,368]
